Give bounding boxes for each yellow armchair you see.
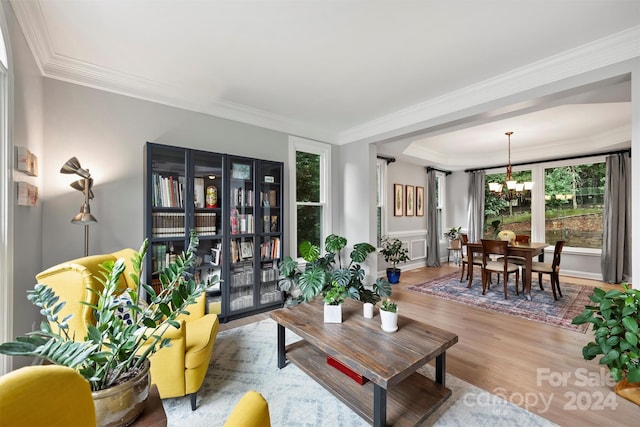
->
[223,391,271,427]
[35,249,220,410]
[0,365,96,426]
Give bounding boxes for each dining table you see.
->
[465,241,548,299]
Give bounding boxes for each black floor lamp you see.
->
[60,157,97,257]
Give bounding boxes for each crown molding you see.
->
[339,26,640,145]
[9,0,338,144]
[10,1,638,147]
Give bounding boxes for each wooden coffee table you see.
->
[270,299,458,427]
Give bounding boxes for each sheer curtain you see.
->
[467,171,485,243]
[425,170,440,266]
[601,152,631,283]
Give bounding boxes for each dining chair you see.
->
[497,234,529,265]
[481,239,520,299]
[459,233,482,283]
[530,240,565,301]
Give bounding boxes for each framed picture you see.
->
[416,186,424,216]
[393,184,403,216]
[240,241,254,259]
[405,185,414,216]
[231,163,251,180]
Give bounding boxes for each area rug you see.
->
[163,319,557,427]
[407,272,592,333]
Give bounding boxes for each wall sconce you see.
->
[60,157,97,256]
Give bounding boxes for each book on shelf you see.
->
[259,237,280,260]
[194,212,217,234]
[152,212,185,237]
[194,177,205,208]
[152,173,184,208]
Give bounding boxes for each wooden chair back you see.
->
[551,240,565,270]
[515,234,530,244]
[480,239,508,264]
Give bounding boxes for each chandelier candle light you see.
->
[489,131,534,198]
[60,156,97,256]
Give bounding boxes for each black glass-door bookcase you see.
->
[144,142,284,322]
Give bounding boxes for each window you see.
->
[484,169,532,239]
[289,137,331,257]
[376,158,386,246]
[483,160,605,249]
[544,162,605,249]
[0,9,10,375]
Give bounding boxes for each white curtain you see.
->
[467,171,485,243]
[601,152,631,283]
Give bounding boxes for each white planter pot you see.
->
[324,303,342,323]
[379,308,398,332]
[363,302,374,319]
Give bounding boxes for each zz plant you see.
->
[572,284,640,383]
[279,234,391,304]
[0,232,216,391]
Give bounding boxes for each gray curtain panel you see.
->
[426,170,440,266]
[467,171,485,243]
[601,152,631,283]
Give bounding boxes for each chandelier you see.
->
[488,131,534,197]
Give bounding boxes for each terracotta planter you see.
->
[92,360,150,427]
[615,377,640,405]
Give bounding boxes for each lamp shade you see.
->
[71,202,98,224]
[70,178,95,199]
[60,157,91,179]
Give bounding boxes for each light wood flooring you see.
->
[220,264,638,426]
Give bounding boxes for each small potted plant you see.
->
[444,226,462,243]
[380,236,410,284]
[379,298,399,332]
[323,281,347,323]
[572,284,640,405]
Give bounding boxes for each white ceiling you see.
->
[9,0,639,169]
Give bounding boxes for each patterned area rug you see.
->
[408,272,592,333]
[163,319,557,427]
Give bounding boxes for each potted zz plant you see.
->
[0,232,216,426]
[278,234,391,317]
[572,284,640,405]
[379,299,399,332]
[380,236,410,284]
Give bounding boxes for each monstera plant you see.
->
[278,234,391,305]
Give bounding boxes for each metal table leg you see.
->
[373,384,387,427]
[277,323,286,368]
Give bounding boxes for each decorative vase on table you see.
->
[363,302,374,319]
[379,299,398,333]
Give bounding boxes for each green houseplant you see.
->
[0,232,216,421]
[379,298,399,332]
[278,234,391,306]
[380,236,410,284]
[443,226,462,240]
[572,284,640,404]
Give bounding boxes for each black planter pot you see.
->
[386,268,401,284]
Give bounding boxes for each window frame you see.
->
[288,136,332,258]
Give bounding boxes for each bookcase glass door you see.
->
[258,161,283,307]
[228,158,256,314]
[192,150,224,314]
[147,145,188,294]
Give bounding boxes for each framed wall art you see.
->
[405,185,414,216]
[416,186,424,216]
[393,184,403,216]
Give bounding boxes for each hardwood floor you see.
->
[220,265,637,426]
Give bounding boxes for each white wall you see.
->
[5,0,44,369]
[382,161,428,271]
